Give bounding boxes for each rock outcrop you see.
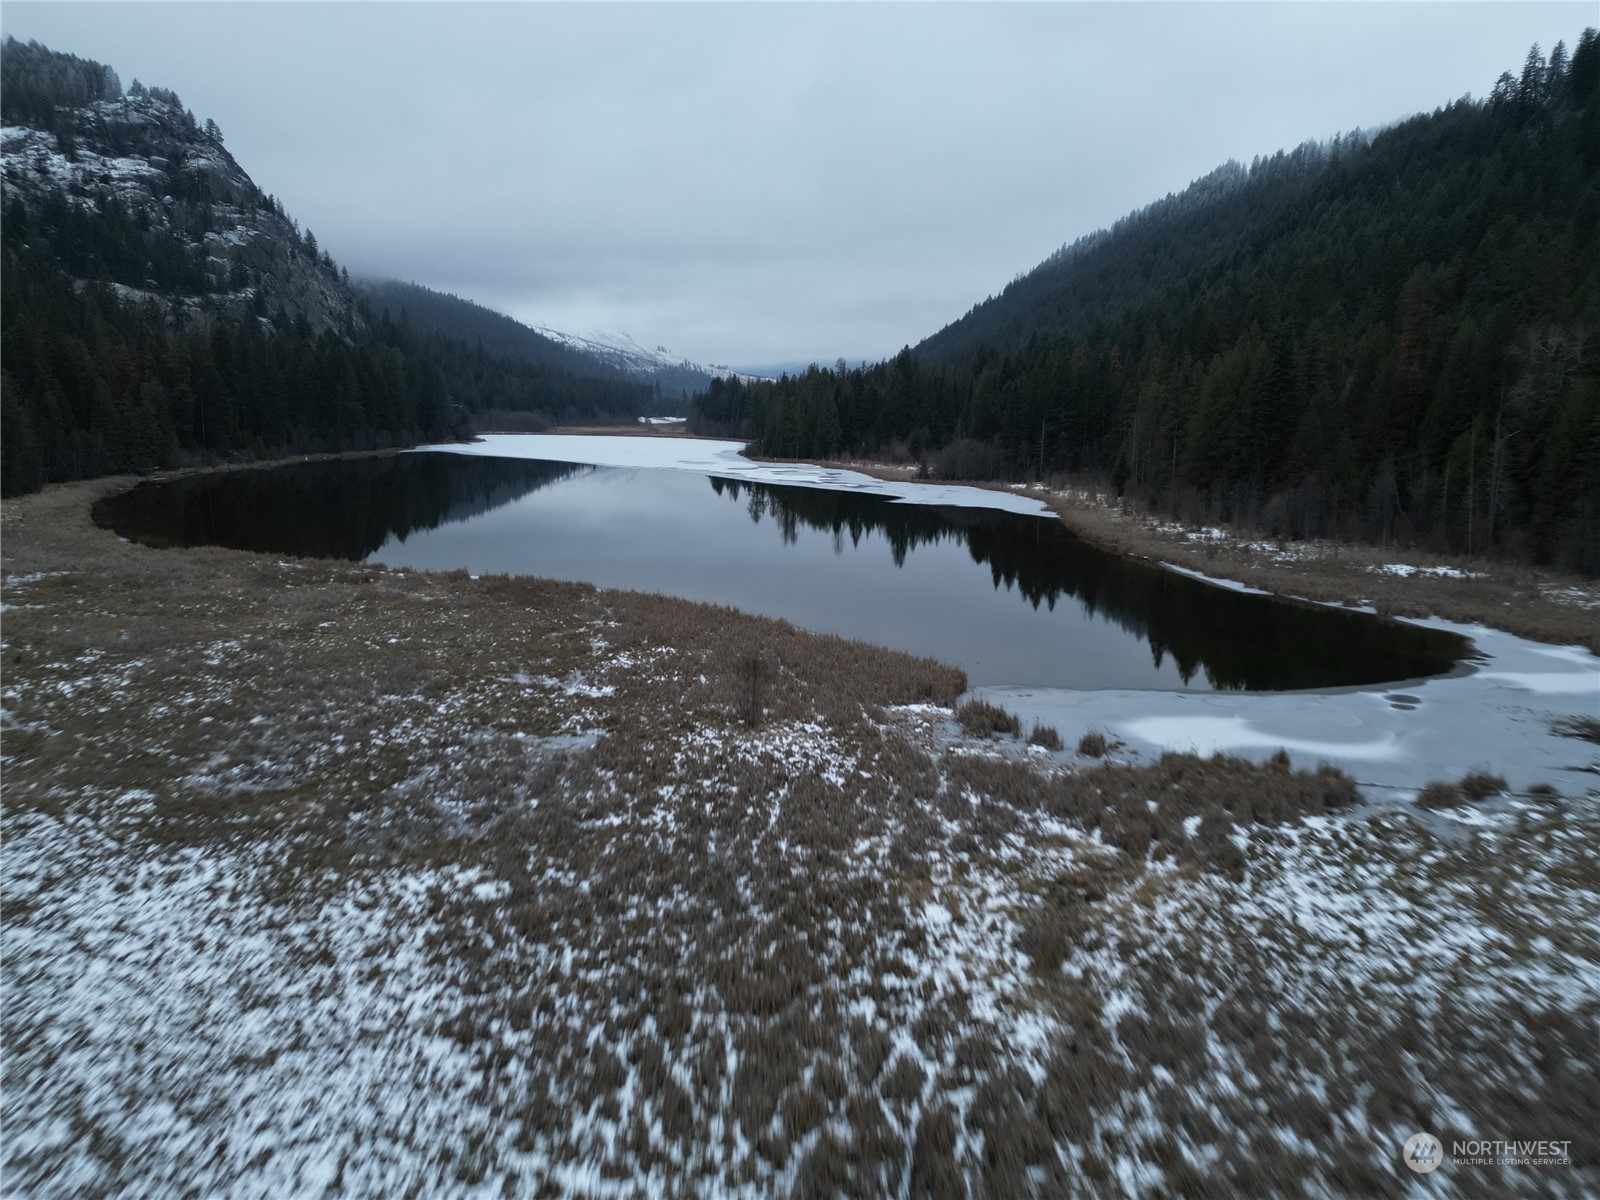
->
[2,82,359,336]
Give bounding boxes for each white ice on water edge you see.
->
[410,433,1055,517]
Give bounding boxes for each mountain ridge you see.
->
[0,37,672,493]
[352,276,759,400]
[353,277,631,382]
[1,38,357,337]
[526,323,769,389]
[695,30,1600,574]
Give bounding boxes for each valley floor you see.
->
[3,471,1598,1198]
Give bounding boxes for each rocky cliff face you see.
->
[2,84,358,336]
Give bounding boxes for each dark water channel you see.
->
[93,452,1467,691]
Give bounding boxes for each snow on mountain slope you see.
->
[1,93,356,336]
[530,325,770,384]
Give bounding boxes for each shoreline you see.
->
[382,431,1600,795]
[434,431,1600,795]
[743,448,1600,653]
[52,433,1596,798]
[71,429,1600,656]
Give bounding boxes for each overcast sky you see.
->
[2,3,1591,370]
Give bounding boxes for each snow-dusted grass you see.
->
[4,815,490,1198]
[4,477,1598,1197]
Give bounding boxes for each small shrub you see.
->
[1416,781,1464,809]
[780,1085,827,1140]
[1311,762,1361,811]
[956,698,1021,739]
[1552,716,1600,745]
[1077,730,1109,758]
[1459,770,1507,802]
[852,1023,892,1081]
[1028,722,1064,751]
[789,1133,850,1200]
[1018,906,1072,977]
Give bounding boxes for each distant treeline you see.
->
[696,34,1600,574]
[0,36,125,142]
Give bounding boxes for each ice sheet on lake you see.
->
[985,611,1599,797]
[409,433,1054,518]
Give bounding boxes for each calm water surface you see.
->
[94,453,1467,691]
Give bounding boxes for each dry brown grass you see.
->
[1033,490,1600,652]
[1418,771,1509,809]
[956,698,1021,739]
[1553,715,1600,745]
[1416,781,1467,810]
[1459,770,1509,802]
[1027,722,1064,752]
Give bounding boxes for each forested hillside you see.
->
[1,230,452,493]
[698,34,1600,574]
[354,281,727,405]
[354,279,682,429]
[0,39,664,495]
[356,302,667,434]
[354,279,624,380]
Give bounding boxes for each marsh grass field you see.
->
[3,470,1598,1197]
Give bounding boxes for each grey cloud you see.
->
[4,2,1591,364]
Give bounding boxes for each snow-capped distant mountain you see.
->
[531,326,771,387]
[354,279,752,400]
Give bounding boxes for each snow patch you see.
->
[1119,715,1404,761]
[1369,562,1487,580]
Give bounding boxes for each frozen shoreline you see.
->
[418,434,1599,798]
[996,557,1596,798]
[980,613,1598,799]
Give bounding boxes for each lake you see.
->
[93,449,1467,691]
